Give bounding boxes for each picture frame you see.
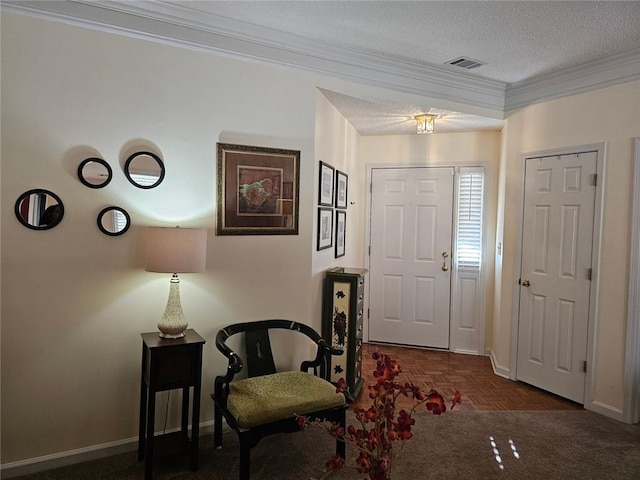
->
[335,209,346,258]
[317,207,333,250]
[216,143,300,235]
[318,161,335,206]
[335,170,348,209]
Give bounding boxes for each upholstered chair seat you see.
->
[227,371,345,428]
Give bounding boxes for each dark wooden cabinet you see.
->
[322,267,367,398]
[138,329,205,480]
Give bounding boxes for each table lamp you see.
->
[145,227,207,338]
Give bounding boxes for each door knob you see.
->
[521,279,531,287]
[441,251,449,271]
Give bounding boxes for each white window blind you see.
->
[456,169,484,271]
[114,210,127,232]
[130,173,160,187]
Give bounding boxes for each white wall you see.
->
[494,80,640,415]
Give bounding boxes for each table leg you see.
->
[144,390,156,480]
[138,347,148,461]
[181,387,189,435]
[191,382,201,471]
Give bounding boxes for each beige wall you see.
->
[1,13,491,466]
[313,92,365,268]
[2,9,638,470]
[310,91,365,351]
[0,13,323,464]
[494,80,640,414]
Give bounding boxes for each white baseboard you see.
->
[0,422,216,479]
[489,349,511,379]
[587,400,626,423]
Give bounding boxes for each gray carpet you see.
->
[13,410,640,480]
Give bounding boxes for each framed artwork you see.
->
[335,170,348,209]
[335,210,346,258]
[317,207,333,250]
[318,161,335,206]
[216,143,300,235]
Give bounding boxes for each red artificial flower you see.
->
[364,407,377,422]
[325,454,345,470]
[451,390,462,409]
[329,422,345,438]
[356,452,372,473]
[425,390,447,415]
[336,377,348,394]
[308,351,461,480]
[296,416,307,430]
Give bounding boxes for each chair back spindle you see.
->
[245,329,277,377]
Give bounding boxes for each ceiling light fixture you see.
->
[415,114,435,134]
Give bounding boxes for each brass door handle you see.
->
[442,251,449,271]
[521,279,531,287]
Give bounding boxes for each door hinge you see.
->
[370,182,372,193]
[586,268,593,281]
[368,245,371,256]
[592,174,598,187]
[582,360,587,373]
[367,308,370,319]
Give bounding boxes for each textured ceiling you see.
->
[163,0,640,135]
[319,89,506,135]
[173,0,640,84]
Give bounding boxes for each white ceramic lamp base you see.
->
[158,274,188,338]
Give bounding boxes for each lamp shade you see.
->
[145,227,207,274]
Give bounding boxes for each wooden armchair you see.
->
[212,319,347,480]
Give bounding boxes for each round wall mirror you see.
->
[78,158,112,188]
[124,151,165,189]
[14,189,65,230]
[97,206,131,236]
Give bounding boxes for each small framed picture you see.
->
[335,170,348,209]
[335,210,346,258]
[317,207,333,250]
[318,161,335,206]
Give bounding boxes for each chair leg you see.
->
[336,408,346,459]
[214,403,223,449]
[239,434,251,480]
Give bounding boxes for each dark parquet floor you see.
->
[352,343,582,411]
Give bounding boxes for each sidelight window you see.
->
[456,168,484,271]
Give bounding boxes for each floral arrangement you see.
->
[299,350,461,480]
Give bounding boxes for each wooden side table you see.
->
[138,329,205,480]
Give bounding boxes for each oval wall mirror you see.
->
[124,151,165,189]
[78,157,112,189]
[97,206,131,236]
[14,189,65,230]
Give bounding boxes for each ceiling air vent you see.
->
[445,57,485,70]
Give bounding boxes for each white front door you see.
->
[369,167,454,348]
[517,152,597,403]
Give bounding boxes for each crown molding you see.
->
[1,0,507,114]
[505,47,640,112]
[3,1,639,116]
